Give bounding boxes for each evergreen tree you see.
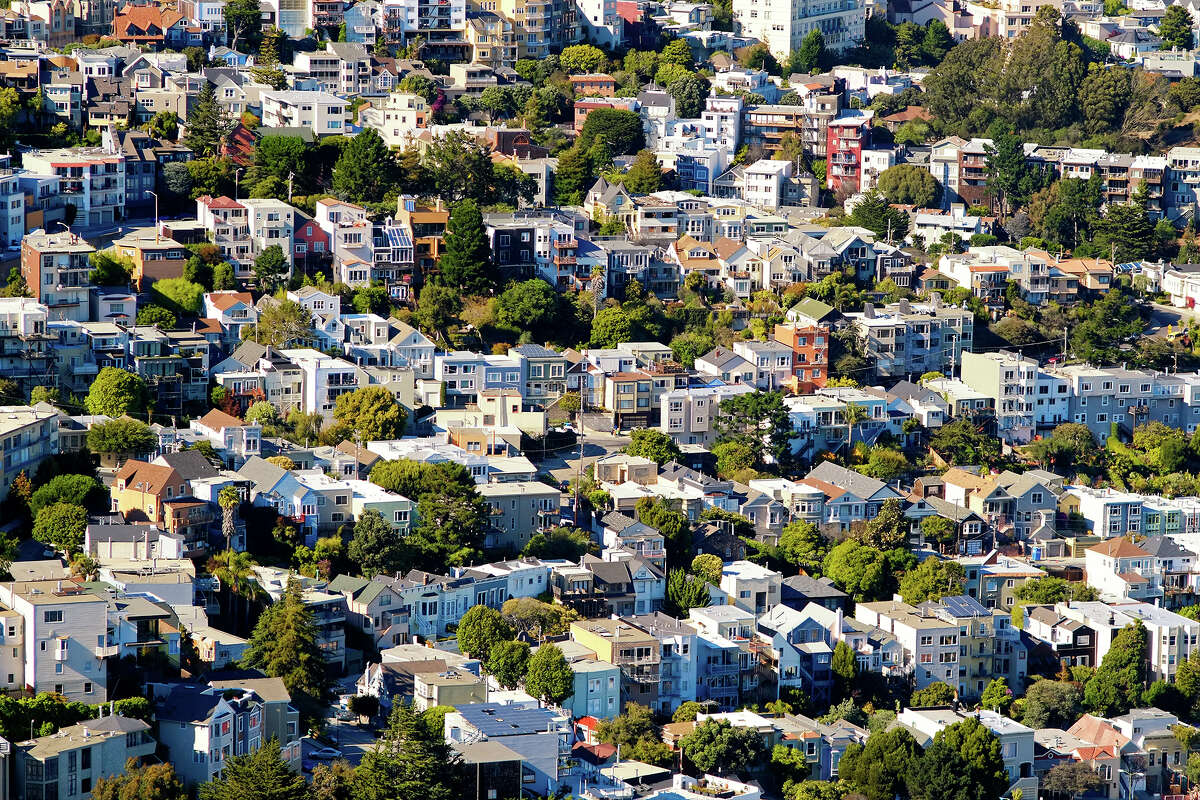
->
[831,640,857,700]
[185,82,233,158]
[555,143,592,205]
[241,577,330,714]
[1160,4,1195,50]
[251,28,288,90]
[353,703,464,800]
[438,199,493,294]
[224,0,265,51]
[796,29,825,73]
[253,245,288,292]
[198,737,307,800]
[622,150,663,193]
[1084,620,1149,716]
[332,127,396,203]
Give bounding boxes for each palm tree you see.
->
[842,401,868,454]
[207,549,260,634]
[217,485,240,550]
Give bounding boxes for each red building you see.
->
[772,298,837,393]
[826,109,873,196]
[573,97,639,133]
[293,211,331,276]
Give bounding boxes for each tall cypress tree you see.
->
[332,127,396,203]
[185,82,232,157]
[240,577,330,714]
[437,199,493,294]
[554,143,592,205]
[251,28,288,90]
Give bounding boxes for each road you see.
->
[1147,302,1193,338]
[307,715,377,767]
[538,423,630,487]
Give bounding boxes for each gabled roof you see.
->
[806,461,893,502]
[115,460,180,495]
[197,408,247,432]
[154,450,219,481]
[1088,538,1151,559]
[208,291,254,311]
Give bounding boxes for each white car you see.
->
[308,746,342,760]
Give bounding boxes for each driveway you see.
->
[312,716,378,766]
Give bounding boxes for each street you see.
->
[538,424,630,487]
[1147,302,1193,338]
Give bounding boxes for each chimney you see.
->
[863,304,875,319]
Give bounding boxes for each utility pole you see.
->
[288,171,295,203]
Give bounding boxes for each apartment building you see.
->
[15,716,156,800]
[378,0,468,58]
[492,0,577,59]
[570,618,662,708]
[0,155,24,248]
[1085,538,1163,604]
[719,560,782,615]
[856,595,1025,700]
[959,351,1037,444]
[21,148,125,229]
[1059,601,1200,683]
[0,581,111,701]
[111,227,188,291]
[292,42,372,95]
[844,298,973,379]
[826,109,873,196]
[260,91,349,136]
[196,195,253,271]
[0,300,56,397]
[242,198,296,270]
[21,229,95,323]
[479,481,561,554]
[0,405,58,501]
[732,0,864,55]
[156,680,301,786]
[360,91,429,147]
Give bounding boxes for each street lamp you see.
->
[147,190,159,242]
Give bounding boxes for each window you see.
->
[44,610,63,624]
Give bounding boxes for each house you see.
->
[444,704,572,797]
[189,409,262,467]
[570,619,663,709]
[1085,538,1163,604]
[112,460,187,526]
[14,716,156,800]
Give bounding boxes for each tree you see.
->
[501,597,576,640]
[241,577,330,712]
[899,557,966,604]
[985,131,1033,216]
[438,199,493,294]
[496,279,557,332]
[847,190,910,241]
[184,82,232,157]
[579,108,646,155]
[691,553,723,585]
[680,719,765,774]
[613,150,662,194]
[831,640,857,700]
[877,164,942,208]
[823,540,888,601]
[590,306,634,347]
[198,737,308,800]
[1041,761,1104,799]
[1084,620,1148,716]
[554,143,592,205]
[332,386,408,442]
[560,44,606,73]
[922,19,954,62]
[251,28,288,90]
[218,485,240,550]
[85,368,149,418]
[713,390,794,466]
[1070,284,1145,365]
[88,252,132,286]
[795,29,826,73]
[223,0,264,51]
[1160,4,1194,50]
[852,498,908,550]
[525,643,575,705]
[347,508,408,578]
[980,677,1013,713]
[86,417,155,457]
[523,527,594,560]
[411,488,487,569]
[151,277,204,315]
[906,717,1008,800]
[666,568,710,617]
[838,727,922,800]
[486,640,530,689]
[456,605,515,663]
[930,419,1002,466]
[919,515,957,552]
[910,681,956,707]
[93,760,187,800]
[778,520,829,575]
[136,305,177,328]
[252,245,289,293]
[353,702,465,800]
[244,401,280,427]
[32,502,88,554]
[213,261,237,290]
[673,701,705,722]
[660,38,694,67]
[627,428,681,465]
[1021,679,1082,729]
[333,127,396,204]
[1080,65,1132,135]
[250,299,312,348]
[252,135,307,188]
[30,474,105,516]
[667,74,709,118]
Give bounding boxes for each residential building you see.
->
[21,148,125,229]
[15,716,156,800]
[844,297,973,379]
[0,403,58,498]
[260,91,349,136]
[444,703,571,797]
[21,229,95,323]
[479,481,561,554]
[732,0,865,55]
[570,618,662,709]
